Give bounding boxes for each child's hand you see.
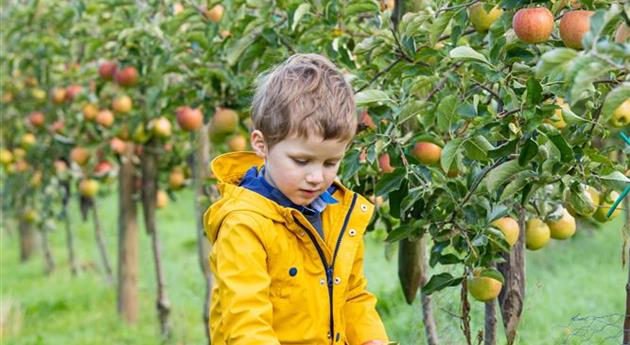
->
[360,341,386,345]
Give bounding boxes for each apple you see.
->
[96,110,115,127]
[20,133,36,149]
[609,99,630,128]
[559,10,594,49]
[54,160,68,175]
[99,61,118,80]
[70,147,90,166]
[152,117,172,138]
[13,148,26,160]
[114,66,139,87]
[30,171,42,187]
[210,108,239,134]
[378,154,395,173]
[219,30,232,39]
[22,209,37,223]
[468,3,503,33]
[94,160,114,175]
[467,269,503,302]
[512,7,554,44]
[173,2,184,15]
[412,142,441,165]
[50,120,65,134]
[547,208,576,240]
[79,179,99,198]
[205,4,224,23]
[24,76,38,87]
[83,103,99,121]
[491,216,519,246]
[156,190,169,209]
[14,160,29,172]
[525,218,550,250]
[359,110,376,129]
[0,148,13,165]
[380,0,394,11]
[51,87,67,104]
[593,191,622,222]
[28,111,45,128]
[110,138,127,154]
[31,88,47,101]
[227,134,247,151]
[112,95,132,114]
[176,106,204,131]
[169,168,185,189]
[65,84,83,102]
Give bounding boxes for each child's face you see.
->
[251,131,350,206]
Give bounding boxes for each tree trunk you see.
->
[18,218,36,262]
[497,207,526,345]
[484,299,497,345]
[117,143,139,324]
[41,226,55,275]
[61,182,78,276]
[192,125,213,345]
[419,235,439,345]
[460,277,472,345]
[623,196,630,345]
[92,199,113,284]
[141,139,171,339]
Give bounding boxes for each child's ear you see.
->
[250,130,267,158]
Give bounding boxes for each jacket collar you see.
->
[239,165,338,216]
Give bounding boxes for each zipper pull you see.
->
[326,267,334,287]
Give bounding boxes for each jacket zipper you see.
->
[295,193,357,343]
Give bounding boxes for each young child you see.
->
[203,54,389,345]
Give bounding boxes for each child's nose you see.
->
[305,168,324,184]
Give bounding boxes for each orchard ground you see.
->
[1,190,625,345]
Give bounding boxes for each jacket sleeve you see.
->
[343,238,389,345]
[213,212,281,345]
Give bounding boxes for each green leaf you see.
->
[480,268,505,284]
[344,1,380,16]
[601,84,630,123]
[226,27,263,66]
[355,89,391,106]
[484,160,527,194]
[518,138,538,166]
[526,77,543,105]
[463,135,494,161]
[500,171,535,201]
[437,94,457,132]
[429,11,454,46]
[291,4,311,32]
[423,272,464,295]
[376,169,406,196]
[535,48,578,78]
[488,139,518,159]
[440,138,466,173]
[449,46,490,65]
[543,131,573,163]
[598,171,630,191]
[385,224,415,242]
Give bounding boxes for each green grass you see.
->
[1,190,626,345]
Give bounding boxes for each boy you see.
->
[203,54,389,345]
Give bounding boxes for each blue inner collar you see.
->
[239,165,338,215]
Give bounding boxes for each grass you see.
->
[1,189,626,345]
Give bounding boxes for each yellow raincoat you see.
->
[203,152,389,345]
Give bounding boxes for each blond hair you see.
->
[251,54,356,148]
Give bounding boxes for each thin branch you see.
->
[476,83,504,113]
[354,58,402,93]
[436,0,479,15]
[424,62,464,101]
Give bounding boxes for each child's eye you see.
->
[324,161,339,167]
[292,158,308,165]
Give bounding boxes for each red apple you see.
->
[110,138,127,154]
[513,7,554,44]
[28,111,45,128]
[99,61,118,80]
[378,154,395,173]
[114,66,139,87]
[112,95,132,114]
[412,142,442,165]
[96,110,115,127]
[65,84,83,102]
[70,147,90,166]
[176,106,204,131]
[559,10,594,49]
